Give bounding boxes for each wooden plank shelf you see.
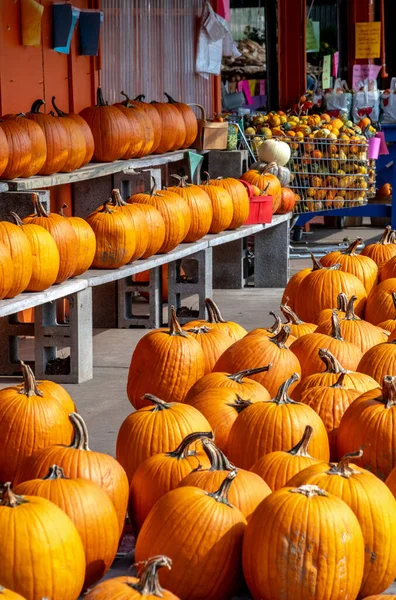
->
[0,150,201,191]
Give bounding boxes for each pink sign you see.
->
[352,63,381,90]
[259,80,266,95]
[332,52,339,77]
[375,131,389,155]
[237,81,243,92]
[242,80,253,105]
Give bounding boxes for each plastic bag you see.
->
[382,78,396,124]
[352,79,380,124]
[324,78,352,119]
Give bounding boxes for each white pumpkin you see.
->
[258,139,291,166]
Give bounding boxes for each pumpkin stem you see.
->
[344,296,359,321]
[331,372,347,388]
[120,91,131,106]
[379,225,392,245]
[9,212,23,226]
[134,94,146,102]
[330,311,344,341]
[168,431,213,459]
[327,449,363,478]
[1,483,27,507]
[30,99,45,114]
[208,470,237,506]
[202,171,211,185]
[143,394,172,411]
[164,92,177,104]
[202,439,235,471]
[131,555,172,596]
[171,174,189,188]
[290,484,328,498]
[382,375,396,408]
[259,161,278,175]
[287,425,314,457]
[227,395,254,413]
[270,324,292,348]
[343,238,362,256]
[267,311,283,334]
[227,365,272,383]
[392,292,396,310]
[311,253,341,271]
[169,306,188,337]
[280,298,303,325]
[337,292,349,312]
[19,361,44,397]
[318,348,347,373]
[185,325,211,335]
[31,193,48,217]
[99,199,116,214]
[273,373,300,405]
[204,298,226,323]
[96,87,107,107]
[43,464,67,480]
[51,96,66,117]
[69,413,90,451]
[111,188,128,207]
[59,203,68,217]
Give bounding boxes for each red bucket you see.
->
[240,180,273,224]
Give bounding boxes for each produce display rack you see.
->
[0,148,292,385]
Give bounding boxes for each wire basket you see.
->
[246,135,376,215]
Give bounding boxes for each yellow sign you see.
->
[355,22,381,59]
[322,55,331,90]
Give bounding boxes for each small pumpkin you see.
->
[164,93,198,149]
[178,438,271,520]
[50,97,94,165]
[250,425,322,490]
[320,237,378,293]
[258,138,291,166]
[185,297,247,342]
[116,393,211,482]
[240,162,282,213]
[276,186,296,214]
[59,204,96,276]
[185,365,272,402]
[0,118,32,179]
[208,177,250,229]
[23,193,79,284]
[226,373,330,470]
[357,338,396,385]
[198,171,233,233]
[167,175,212,242]
[361,226,396,268]
[127,307,206,408]
[2,112,46,175]
[129,431,212,531]
[135,471,247,600]
[27,98,69,174]
[316,291,348,327]
[280,299,317,337]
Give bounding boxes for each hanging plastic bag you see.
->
[382,78,396,123]
[324,78,352,119]
[352,79,380,124]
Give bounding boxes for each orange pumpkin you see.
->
[164,93,198,148]
[185,297,247,342]
[133,203,166,258]
[321,237,379,293]
[49,97,86,172]
[2,112,46,176]
[0,118,32,179]
[167,175,212,242]
[241,162,282,213]
[51,97,94,166]
[107,189,148,261]
[0,242,13,300]
[182,324,233,374]
[280,298,317,337]
[115,93,155,158]
[361,226,396,268]
[59,205,96,277]
[0,126,9,177]
[276,187,295,214]
[185,366,271,403]
[151,100,186,153]
[208,177,250,229]
[198,172,233,233]
[127,93,163,153]
[365,278,396,325]
[0,219,32,298]
[27,99,69,174]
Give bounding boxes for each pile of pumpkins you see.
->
[0,176,250,300]
[0,88,199,180]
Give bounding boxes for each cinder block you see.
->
[113,169,152,198]
[0,190,50,220]
[118,267,164,329]
[206,150,249,179]
[254,219,290,287]
[73,175,113,218]
[213,239,246,289]
[0,314,34,375]
[92,283,117,328]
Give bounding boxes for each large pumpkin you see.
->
[127,93,163,153]
[337,376,396,480]
[178,438,271,521]
[226,373,330,470]
[315,291,349,327]
[300,373,361,459]
[281,257,326,314]
[357,339,396,384]
[0,362,74,483]
[280,298,317,337]
[50,97,94,165]
[79,87,131,162]
[291,348,379,402]
[86,200,136,268]
[0,125,9,176]
[23,193,78,283]
[361,226,396,268]
[185,376,270,452]
[84,555,179,600]
[135,471,247,600]
[242,484,364,600]
[182,324,233,373]
[0,118,32,179]
[321,237,378,293]
[186,297,247,342]
[167,175,212,242]
[0,484,86,600]
[107,189,148,261]
[15,412,129,536]
[10,212,60,291]
[380,254,396,281]
[2,112,46,175]
[164,93,198,148]
[129,178,190,251]
[316,295,388,353]
[208,177,250,229]
[365,278,396,325]
[241,162,282,213]
[250,425,322,490]
[0,219,32,298]
[27,98,69,174]
[215,326,301,397]
[127,307,205,408]
[129,431,212,531]
[198,171,233,233]
[0,243,13,300]
[133,203,166,258]
[257,138,291,166]
[14,465,119,589]
[293,255,367,322]
[49,97,86,172]
[151,100,186,153]
[59,204,96,276]
[115,93,155,158]
[117,393,211,482]
[287,450,396,598]
[290,311,363,378]
[185,366,271,401]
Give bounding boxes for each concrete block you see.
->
[0,190,50,220]
[254,219,290,287]
[113,169,152,199]
[117,267,164,328]
[213,239,246,289]
[73,175,113,218]
[0,314,34,375]
[92,283,117,328]
[206,150,249,179]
